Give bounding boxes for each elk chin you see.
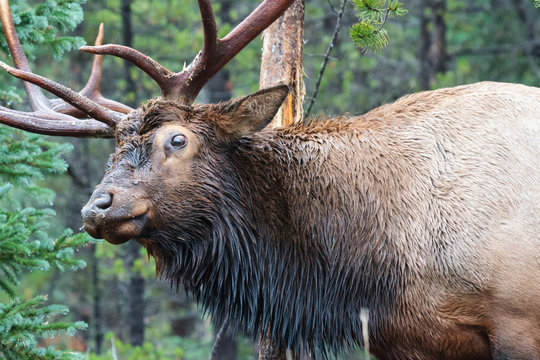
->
[83,211,150,245]
[82,198,153,245]
[101,212,149,244]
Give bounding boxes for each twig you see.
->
[378,8,391,32]
[210,316,230,360]
[326,0,338,14]
[304,52,339,60]
[304,0,348,120]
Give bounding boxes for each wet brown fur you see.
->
[84,82,540,359]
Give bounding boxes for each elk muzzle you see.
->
[81,186,152,244]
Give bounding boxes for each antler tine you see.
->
[80,0,296,104]
[0,107,114,137]
[79,44,175,95]
[82,22,106,94]
[0,61,123,126]
[52,23,134,115]
[198,0,218,61]
[0,0,119,138]
[0,0,50,112]
[169,0,296,102]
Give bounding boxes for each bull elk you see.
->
[1,0,539,359]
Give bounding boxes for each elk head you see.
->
[0,0,293,246]
[81,86,289,246]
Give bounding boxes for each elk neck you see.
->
[196,118,417,355]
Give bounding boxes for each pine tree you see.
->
[350,0,407,52]
[0,1,91,359]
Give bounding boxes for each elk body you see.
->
[0,0,539,359]
[79,82,540,360]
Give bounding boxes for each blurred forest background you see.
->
[0,0,539,359]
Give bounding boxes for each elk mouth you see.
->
[82,197,153,245]
[90,212,149,245]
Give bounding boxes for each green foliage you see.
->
[0,126,92,359]
[87,333,185,360]
[0,297,87,360]
[0,0,86,60]
[0,1,91,358]
[0,128,92,359]
[350,0,407,52]
[534,0,539,7]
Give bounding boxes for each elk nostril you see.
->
[94,192,113,210]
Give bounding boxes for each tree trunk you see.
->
[121,0,138,106]
[258,1,304,359]
[91,244,103,354]
[418,0,447,90]
[121,0,145,346]
[125,241,145,346]
[260,0,305,127]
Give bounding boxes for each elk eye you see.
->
[170,134,187,148]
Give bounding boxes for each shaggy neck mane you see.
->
[148,118,410,357]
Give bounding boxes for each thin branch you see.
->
[304,0,347,120]
[210,316,229,360]
[378,8,391,32]
[326,0,338,14]
[304,52,339,59]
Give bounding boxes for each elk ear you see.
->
[217,85,289,139]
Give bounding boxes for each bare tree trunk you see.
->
[125,241,145,346]
[260,0,305,127]
[418,0,432,90]
[65,136,104,354]
[430,0,447,74]
[91,244,103,354]
[418,0,446,90]
[258,1,304,359]
[121,0,145,346]
[121,0,138,105]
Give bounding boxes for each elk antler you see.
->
[0,0,132,137]
[81,0,296,104]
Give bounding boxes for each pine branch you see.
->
[0,4,89,358]
[350,0,407,52]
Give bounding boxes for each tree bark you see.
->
[418,0,447,90]
[260,0,305,127]
[418,0,431,90]
[91,244,103,354]
[258,1,304,359]
[121,0,138,106]
[121,0,145,346]
[125,241,145,346]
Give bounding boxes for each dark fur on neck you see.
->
[142,119,408,357]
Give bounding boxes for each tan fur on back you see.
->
[259,82,540,358]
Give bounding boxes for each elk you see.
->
[1,0,539,359]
